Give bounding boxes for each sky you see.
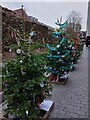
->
[0,1,89,31]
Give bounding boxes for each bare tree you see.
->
[67,10,82,32]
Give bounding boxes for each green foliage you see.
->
[2,28,51,119]
[30,42,45,51]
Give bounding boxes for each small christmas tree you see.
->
[2,21,51,119]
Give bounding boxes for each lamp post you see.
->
[21,5,25,40]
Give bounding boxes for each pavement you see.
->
[48,45,88,118]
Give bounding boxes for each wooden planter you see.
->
[49,78,68,85]
[48,74,68,85]
[39,101,54,119]
[1,100,54,120]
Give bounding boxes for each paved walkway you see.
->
[48,45,88,118]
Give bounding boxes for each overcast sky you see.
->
[1,1,88,31]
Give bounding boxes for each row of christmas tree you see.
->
[2,18,83,119]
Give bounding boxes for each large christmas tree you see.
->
[2,22,51,119]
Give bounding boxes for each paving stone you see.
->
[65,112,79,118]
[75,103,85,108]
[49,113,58,118]
[74,100,81,104]
[57,114,70,118]
[80,101,88,105]
[78,115,88,118]
[57,110,66,115]
[70,102,78,106]
[76,109,86,116]
[65,107,77,113]
[62,102,71,106]
[80,107,88,112]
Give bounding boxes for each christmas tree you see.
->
[2,20,51,119]
[46,18,78,82]
[65,21,83,64]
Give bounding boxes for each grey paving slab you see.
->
[48,45,89,118]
